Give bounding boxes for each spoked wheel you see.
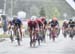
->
[69,34,74,40]
[30,34,37,47]
[62,29,68,38]
[69,31,74,40]
[33,40,36,47]
[30,39,32,47]
[38,39,40,46]
[63,33,67,38]
[30,39,36,47]
[37,35,41,46]
[42,30,46,42]
[70,35,73,40]
[10,34,14,43]
[52,36,56,42]
[16,29,21,46]
[9,30,14,43]
[63,31,67,38]
[15,25,21,46]
[51,32,56,42]
[51,29,57,42]
[57,29,60,36]
[49,33,51,40]
[16,36,21,46]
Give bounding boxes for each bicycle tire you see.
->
[10,30,14,42]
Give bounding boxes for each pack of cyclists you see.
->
[62,18,75,39]
[1,14,75,47]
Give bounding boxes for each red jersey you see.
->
[41,18,47,25]
[36,19,43,24]
[28,20,37,28]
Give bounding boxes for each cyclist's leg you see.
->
[51,27,56,41]
[19,27,22,39]
[13,25,16,36]
[8,25,11,34]
[42,26,45,41]
[29,27,33,47]
[33,27,36,41]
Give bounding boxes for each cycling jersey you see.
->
[63,22,68,28]
[28,20,38,30]
[36,19,43,28]
[41,18,47,25]
[12,18,22,28]
[68,21,75,28]
[50,20,59,27]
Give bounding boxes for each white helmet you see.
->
[72,18,75,21]
[64,19,68,23]
[49,19,52,22]
[31,16,37,21]
[64,19,67,22]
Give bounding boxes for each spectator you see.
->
[1,15,8,34]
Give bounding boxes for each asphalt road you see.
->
[0,31,75,54]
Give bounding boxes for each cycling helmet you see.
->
[49,19,52,22]
[69,19,72,21]
[13,16,17,19]
[52,17,57,21]
[64,19,68,23]
[31,16,37,21]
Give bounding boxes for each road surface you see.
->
[0,31,75,54]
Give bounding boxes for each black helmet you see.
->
[69,19,72,21]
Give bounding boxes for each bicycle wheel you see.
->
[10,32,14,42]
[16,28,21,46]
[16,34,21,46]
[51,31,56,42]
[70,32,74,40]
[9,29,14,42]
[32,36,36,47]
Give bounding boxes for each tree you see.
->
[39,7,46,17]
[30,5,39,16]
[50,7,60,19]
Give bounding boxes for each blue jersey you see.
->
[12,18,22,25]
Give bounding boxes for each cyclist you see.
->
[63,20,68,29]
[12,16,22,40]
[62,20,69,37]
[40,17,47,29]
[68,19,75,39]
[8,18,14,42]
[40,17,47,42]
[50,17,59,40]
[36,18,44,42]
[36,18,43,29]
[50,17,59,27]
[28,16,38,47]
[68,19,75,29]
